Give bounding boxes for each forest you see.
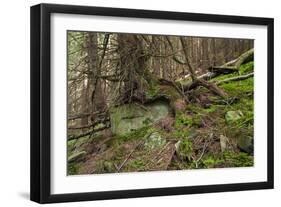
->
[67,31,254,175]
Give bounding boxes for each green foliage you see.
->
[195,151,253,169]
[202,156,224,168]
[223,151,253,167]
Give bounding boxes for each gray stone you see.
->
[220,135,228,152]
[225,110,243,123]
[237,136,253,154]
[110,100,170,136]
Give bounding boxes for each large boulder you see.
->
[110,99,170,136]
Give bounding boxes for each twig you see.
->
[153,142,171,162]
[194,141,209,168]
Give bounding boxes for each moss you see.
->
[223,151,253,167]
[154,85,182,105]
[193,151,253,169]
[220,77,253,97]
[212,61,254,82]
[175,113,193,128]
[95,160,115,173]
[126,159,146,171]
[203,105,218,113]
[186,104,205,114]
[146,82,160,98]
[117,126,152,141]
[239,61,254,74]
[67,139,77,155]
[202,156,224,168]
[68,162,79,175]
[223,97,254,130]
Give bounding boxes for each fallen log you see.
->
[176,48,254,91]
[68,118,110,130]
[68,125,109,141]
[209,48,254,73]
[216,72,254,85]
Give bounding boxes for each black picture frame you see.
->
[30,3,274,204]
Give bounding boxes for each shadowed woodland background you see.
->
[67,31,254,175]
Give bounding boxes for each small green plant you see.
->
[176,138,193,161]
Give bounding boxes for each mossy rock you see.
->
[110,100,170,136]
[225,110,243,124]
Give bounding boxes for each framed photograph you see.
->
[30,3,274,203]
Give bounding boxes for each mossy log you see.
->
[175,49,254,91]
[209,49,254,73]
[216,72,254,85]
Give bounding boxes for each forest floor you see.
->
[67,61,254,175]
